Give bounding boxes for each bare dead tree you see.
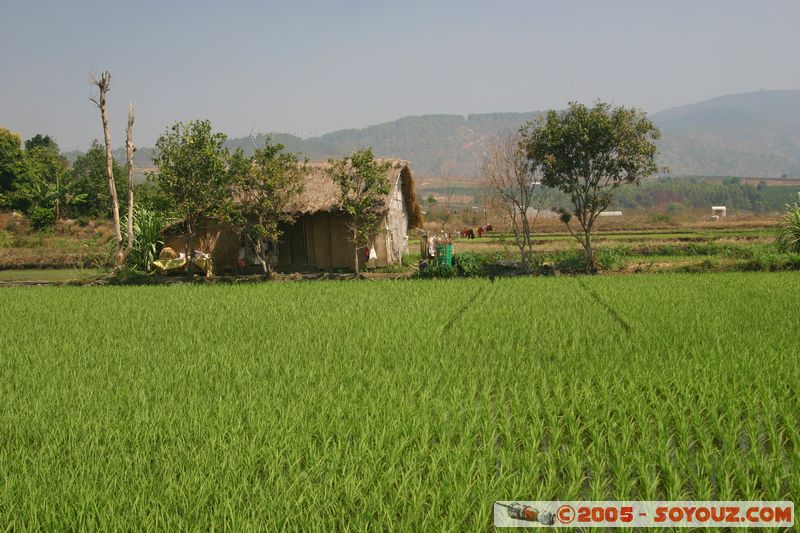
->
[89,71,123,269]
[482,132,546,272]
[124,102,135,262]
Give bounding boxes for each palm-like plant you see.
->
[122,207,171,271]
[776,193,800,253]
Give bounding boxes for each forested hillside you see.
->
[64,90,800,178]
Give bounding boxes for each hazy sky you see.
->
[2,0,799,150]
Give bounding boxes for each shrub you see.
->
[776,193,800,253]
[667,202,686,213]
[28,207,55,230]
[595,248,628,271]
[123,207,171,271]
[414,262,456,279]
[649,212,673,224]
[453,253,486,277]
[0,229,10,248]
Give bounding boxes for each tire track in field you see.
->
[440,283,491,348]
[577,278,632,333]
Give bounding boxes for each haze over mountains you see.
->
[78,90,800,178]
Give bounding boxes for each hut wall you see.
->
[384,179,409,264]
[310,212,333,270]
[304,215,317,266]
[372,232,389,268]
[364,178,409,268]
[330,213,355,269]
[277,218,310,268]
[273,212,356,271]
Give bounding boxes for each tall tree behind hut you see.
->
[327,148,391,276]
[482,132,546,273]
[152,120,235,274]
[230,139,307,277]
[89,71,124,268]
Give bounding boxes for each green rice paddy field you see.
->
[1,273,799,529]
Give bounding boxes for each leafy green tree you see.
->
[231,139,306,277]
[133,179,173,215]
[70,141,125,217]
[11,145,68,222]
[0,128,24,195]
[24,134,59,152]
[327,148,391,275]
[152,120,235,273]
[523,101,660,270]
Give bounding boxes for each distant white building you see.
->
[712,206,727,217]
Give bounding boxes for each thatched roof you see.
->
[162,158,423,235]
[294,159,401,213]
[293,159,423,228]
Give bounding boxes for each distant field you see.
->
[0,222,788,278]
[406,225,800,275]
[2,273,798,529]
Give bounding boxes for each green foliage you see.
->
[420,178,799,214]
[666,202,685,213]
[230,139,306,273]
[595,248,628,271]
[0,229,10,248]
[523,101,661,269]
[524,101,661,196]
[28,206,55,230]
[133,179,173,215]
[70,141,125,218]
[600,177,786,213]
[0,128,24,193]
[1,135,97,221]
[776,193,800,253]
[649,212,675,225]
[122,207,171,271]
[152,120,236,255]
[414,253,490,278]
[414,262,456,278]
[453,252,486,276]
[10,145,67,213]
[24,134,59,152]
[327,148,391,273]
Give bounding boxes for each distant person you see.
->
[477,226,483,238]
[467,228,475,239]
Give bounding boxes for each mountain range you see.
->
[71,90,800,178]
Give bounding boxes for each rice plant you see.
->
[0,273,797,529]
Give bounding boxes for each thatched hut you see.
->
[163,159,423,273]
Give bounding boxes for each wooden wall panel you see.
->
[312,213,333,270]
[330,214,355,269]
